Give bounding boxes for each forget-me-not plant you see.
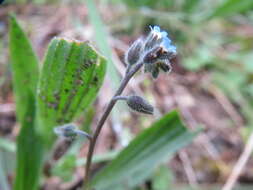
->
[125,25,177,78]
[54,25,177,189]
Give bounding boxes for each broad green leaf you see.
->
[92,110,200,190]
[37,38,106,145]
[9,15,43,190]
[208,0,253,19]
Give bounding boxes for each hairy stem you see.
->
[112,95,128,101]
[83,62,143,189]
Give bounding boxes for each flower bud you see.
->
[54,124,91,140]
[144,63,159,79]
[125,38,143,65]
[157,59,172,73]
[144,34,163,51]
[126,95,154,115]
[54,124,77,138]
[140,25,177,79]
[151,66,159,79]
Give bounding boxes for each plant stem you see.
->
[83,62,143,189]
[112,95,128,101]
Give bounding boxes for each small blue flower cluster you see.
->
[151,26,177,54]
[146,26,176,53]
[125,25,177,78]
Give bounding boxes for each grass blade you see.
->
[9,15,43,190]
[92,110,200,190]
[86,0,120,89]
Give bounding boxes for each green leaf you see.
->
[208,0,253,19]
[37,37,106,145]
[14,103,44,190]
[9,15,43,190]
[9,15,39,122]
[92,110,200,190]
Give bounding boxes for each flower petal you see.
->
[153,26,161,32]
[168,44,177,53]
[161,37,172,49]
[161,31,168,38]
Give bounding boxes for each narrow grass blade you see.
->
[85,0,125,145]
[92,110,200,190]
[9,15,43,190]
[86,0,120,89]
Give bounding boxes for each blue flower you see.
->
[145,25,176,54]
[143,26,177,78]
[125,25,177,78]
[150,25,168,39]
[161,37,177,54]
